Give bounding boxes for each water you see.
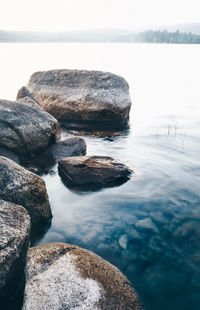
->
[0,43,200,310]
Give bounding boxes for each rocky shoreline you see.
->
[0,69,143,309]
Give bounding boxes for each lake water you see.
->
[0,43,200,310]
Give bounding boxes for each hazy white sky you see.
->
[0,0,200,32]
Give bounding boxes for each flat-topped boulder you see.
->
[0,156,52,225]
[0,200,30,300]
[22,242,142,310]
[0,99,60,155]
[26,69,132,127]
[58,155,132,190]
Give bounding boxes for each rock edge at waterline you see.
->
[58,155,132,190]
[0,156,52,225]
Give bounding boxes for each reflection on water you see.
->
[33,120,200,310]
[0,43,200,310]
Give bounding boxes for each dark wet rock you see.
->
[0,156,52,225]
[26,69,132,127]
[0,146,19,164]
[0,99,60,155]
[22,242,142,310]
[0,199,30,300]
[48,137,86,161]
[58,155,132,190]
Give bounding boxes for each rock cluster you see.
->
[0,69,142,309]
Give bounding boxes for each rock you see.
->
[0,156,52,225]
[135,218,158,234]
[22,242,142,310]
[58,155,132,190]
[26,69,132,127]
[17,96,41,110]
[0,199,30,300]
[0,146,19,164]
[0,99,60,155]
[48,137,86,161]
[16,86,38,103]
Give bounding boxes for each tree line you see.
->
[128,30,200,44]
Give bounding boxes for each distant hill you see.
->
[1,23,200,43]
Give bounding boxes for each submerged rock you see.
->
[0,99,60,155]
[58,155,132,190]
[22,242,142,310]
[48,137,86,161]
[26,69,132,127]
[0,199,30,300]
[0,156,52,225]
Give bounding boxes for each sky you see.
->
[0,0,200,32]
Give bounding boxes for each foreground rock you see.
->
[58,156,132,190]
[0,99,60,155]
[0,156,52,225]
[22,242,142,310]
[26,69,132,127]
[0,200,30,300]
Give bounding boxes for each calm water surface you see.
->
[0,43,200,310]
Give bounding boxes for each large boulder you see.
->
[22,242,142,310]
[0,199,30,300]
[0,156,52,225]
[26,69,132,126]
[58,155,132,190]
[0,99,60,155]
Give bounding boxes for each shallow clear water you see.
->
[1,43,200,310]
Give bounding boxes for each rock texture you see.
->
[22,242,142,310]
[58,155,132,190]
[26,69,132,125]
[0,199,30,299]
[0,99,60,155]
[0,146,19,164]
[0,156,52,225]
[48,137,86,161]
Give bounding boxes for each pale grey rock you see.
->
[0,199,30,299]
[136,218,158,233]
[22,242,142,310]
[17,96,41,110]
[58,155,132,190]
[0,99,60,155]
[0,156,52,225]
[26,69,132,125]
